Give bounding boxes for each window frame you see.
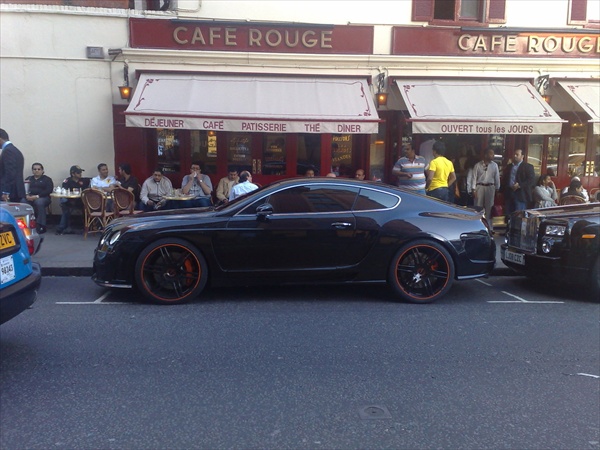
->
[412,0,506,25]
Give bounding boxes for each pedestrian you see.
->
[0,128,25,202]
[392,143,427,195]
[503,148,535,213]
[25,162,54,233]
[469,148,500,221]
[354,169,366,180]
[425,141,456,202]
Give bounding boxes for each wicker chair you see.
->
[558,194,586,206]
[112,188,142,217]
[81,189,114,238]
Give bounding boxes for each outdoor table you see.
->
[163,194,196,201]
[50,192,81,199]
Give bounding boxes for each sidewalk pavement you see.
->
[33,224,513,277]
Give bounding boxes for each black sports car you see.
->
[92,178,495,304]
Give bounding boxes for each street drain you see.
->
[358,405,392,420]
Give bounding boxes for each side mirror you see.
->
[256,203,273,221]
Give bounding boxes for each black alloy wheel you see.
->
[134,238,208,305]
[388,239,455,303]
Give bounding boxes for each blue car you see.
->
[0,207,42,324]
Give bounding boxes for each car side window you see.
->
[354,188,399,211]
[268,185,359,214]
[238,196,268,215]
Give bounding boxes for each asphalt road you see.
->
[1,276,599,449]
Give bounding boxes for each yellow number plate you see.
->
[0,231,16,250]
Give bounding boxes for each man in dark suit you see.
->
[0,128,25,202]
[503,148,535,214]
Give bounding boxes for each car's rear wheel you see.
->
[134,238,207,305]
[388,239,455,303]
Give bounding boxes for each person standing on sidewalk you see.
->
[469,148,500,222]
[425,141,456,202]
[393,143,427,195]
[25,162,54,233]
[0,128,25,202]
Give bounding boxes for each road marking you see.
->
[475,279,492,287]
[577,373,600,379]
[56,290,132,305]
[487,291,564,304]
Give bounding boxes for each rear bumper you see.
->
[0,263,42,324]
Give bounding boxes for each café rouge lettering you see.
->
[458,34,599,53]
[173,26,333,49]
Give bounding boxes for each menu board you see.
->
[228,135,252,167]
[157,129,180,173]
[263,135,286,175]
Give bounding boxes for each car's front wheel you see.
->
[134,238,208,305]
[388,239,455,303]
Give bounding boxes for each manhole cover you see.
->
[358,405,392,420]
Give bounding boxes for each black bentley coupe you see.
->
[93,178,495,304]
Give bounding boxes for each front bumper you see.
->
[500,244,588,281]
[0,263,42,324]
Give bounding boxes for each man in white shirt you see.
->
[229,171,258,201]
[469,148,500,222]
[90,163,118,194]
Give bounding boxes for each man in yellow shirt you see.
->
[426,141,456,202]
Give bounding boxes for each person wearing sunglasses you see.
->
[25,162,54,233]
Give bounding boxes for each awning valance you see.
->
[556,81,600,135]
[395,79,565,135]
[125,74,380,134]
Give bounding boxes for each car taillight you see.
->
[16,218,35,255]
[30,216,37,229]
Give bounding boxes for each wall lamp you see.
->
[375,70,388,106]
[118,62,131,101]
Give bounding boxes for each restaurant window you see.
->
[413,0,506,24]
[528,136,543,176]
[488,134,506,168]
[297,134,321,176]
[547,136,560,176]
[190,130,217,175]
[331,134,353,177]
[567,123,587,177]
[262,135,287,176]
[591,133,599,177]
[157,128,180,174]
[228,134,253,173]
[568,0,599,25]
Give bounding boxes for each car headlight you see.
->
[109,231,121,246]
[545,225,565,236]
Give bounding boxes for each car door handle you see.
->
[331,222,352,229]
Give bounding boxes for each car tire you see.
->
[134,238,208,305]
[388,239,455,304]
[590,256,600,302]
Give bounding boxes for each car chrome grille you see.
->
[507,212,539,253]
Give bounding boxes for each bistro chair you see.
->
[558,194,586,206]
[81,188,114,239]
[112,188,142,217]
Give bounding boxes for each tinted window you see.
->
[354,188,399,211]
[268,185,359,214]
[238,196,268,215]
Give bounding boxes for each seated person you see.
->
[229,171,259,201]
[56,165,90,235]
[180,162,213,207]
[140,168,173,211]
[117,163,140,204]
[215,167,239,205]
[91,163,119,194]
[564,178,588,202]
[561,176,589,202]
[533,173,558,208]
[25,162,53,234]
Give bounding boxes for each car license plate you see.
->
[0,231,16,250]
[504,249,525,265]
[1,255,16,284]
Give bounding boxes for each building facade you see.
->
[1,0,598,210]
